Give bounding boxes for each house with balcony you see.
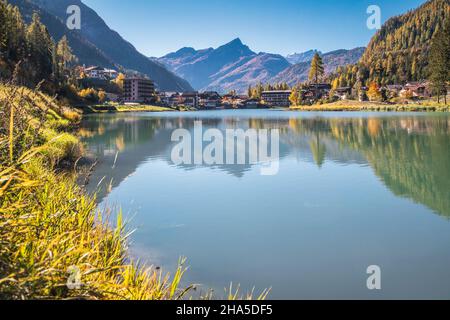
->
[181,92,199,108]
[261,90,292,107]
[123,78,155,103]
[199,91,222,109]
[404,81,432,98]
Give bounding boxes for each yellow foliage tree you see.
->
[367,82,382,102]
[98,90,107,103]
[289,89,300,106]
[114,73,126,91]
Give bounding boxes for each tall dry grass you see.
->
[0,82,268,300]
[0,82,192,300]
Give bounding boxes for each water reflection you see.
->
[81,111,450,217]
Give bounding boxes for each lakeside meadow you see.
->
[290,99,450,112]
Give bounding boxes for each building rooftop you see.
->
[84,66,103,71]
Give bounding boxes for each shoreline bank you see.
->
[80,101,450,114]
[289,100,450,112]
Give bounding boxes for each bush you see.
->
[78,88,101,104]
[41,129,83,164]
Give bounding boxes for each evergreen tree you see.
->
[54,36,76,85]
[256,82,264,99]
[26,13,54,85]
[429,19,450,104]
[57,36,76,71]
[0,2,78,91]
[308,53,324,84]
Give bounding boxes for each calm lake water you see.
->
[80,110,450,299]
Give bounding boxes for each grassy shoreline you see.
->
[83,100,450,114]
[85,104,176,113]
[0,85,192,300]
[289,100,450,112]
[85,104,199,113]
[0,85,268,300]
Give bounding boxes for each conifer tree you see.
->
[429,19,449,104]
[308,53,324,85]
[26,13,54,85]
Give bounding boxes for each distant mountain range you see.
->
[10,0,193,91]
[273,48,366,87]
[5,0,445,94]
[157,39,365,93]
[7,0,366,93]
[286,50,321,65]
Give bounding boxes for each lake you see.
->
[80,110,450,299]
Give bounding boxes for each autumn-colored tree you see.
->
[359,0,449,85]
[289,89,300,106]
[367,82,382,102]
[79,88,101,103]
[56,36,76,70]
[308,53,324,84]
[98,90,107,103]
[247,85,252,98]
[53,36,76,85]
[114,73,126,91]
[331,78,339,90]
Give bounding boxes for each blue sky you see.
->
[83,0,426,57]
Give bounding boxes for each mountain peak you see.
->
[21,0,194,91]
[176,47,196,54]
[223,37,251,49]
[166,47,197,58]
[229,37,243,45]
[286,49,322,64]
[217,38,255,56]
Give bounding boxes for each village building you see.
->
[404,81,432,98]
[261,90,292,107]
[221,94,251,109]
[158,92,177,106]
[305,83,331,99]
[123,78,155,103]
[334,87,352,100]
[245,98,261,109]
[199,91,222,109]
[169,93,183,106]
[84,66,118,80]
[298,83,333,103]
[181,92,199,108]
[105,92,120,102]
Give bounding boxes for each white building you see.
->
[84,66,118,80]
